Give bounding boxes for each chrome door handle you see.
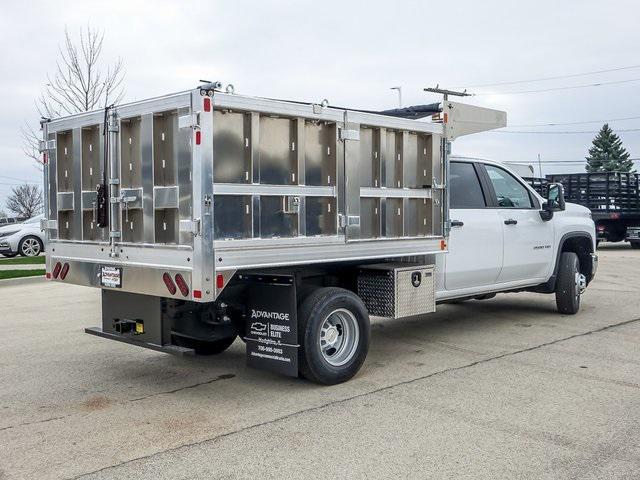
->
[451,220,464,227]
[504,218,518,225]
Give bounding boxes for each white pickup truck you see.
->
[42,86,597,385]
[438,156,597,315]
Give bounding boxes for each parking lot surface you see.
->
[1,244,639,479]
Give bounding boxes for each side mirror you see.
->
[540,183,565,221]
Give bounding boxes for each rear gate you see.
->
[43,92,215,301]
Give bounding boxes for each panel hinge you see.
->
[339,128,360,141]
[179,218,201,236]
[179,114,196,129]
[338,214,360,229]
[40,219,57,231]
[39,139,56,153]
[432,178,446,189]
[111,194,137,204]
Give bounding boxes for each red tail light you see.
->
[52,262,62,279]
[59,263,70,280]
[216,274,224,289]
[46,272,51,279]
[174,273,189,297]
[203,97,211,112]
[163,272,177,295]
[195,130,201,145]
[193,289,202,299]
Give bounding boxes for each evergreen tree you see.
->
[585,124,634,172]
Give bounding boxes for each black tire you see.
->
[18,236,43,257]
[298,287,370,385]
[1,253,17,258]
[630,241,640,250]
[555,252,581,315]
[474,293,496,301]
[173,334,237,355]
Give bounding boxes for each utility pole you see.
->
[390,86,402,107]
[537,153,543,178]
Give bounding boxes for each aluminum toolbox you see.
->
[357,263,435,318]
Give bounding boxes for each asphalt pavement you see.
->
[0,244,638,479]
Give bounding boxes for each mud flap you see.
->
[240,273,299,377]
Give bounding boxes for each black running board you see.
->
[85,327,195,356]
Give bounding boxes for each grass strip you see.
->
[0,269,46,280]
[0,256,45,265]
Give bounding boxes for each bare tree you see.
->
[6,185,44,219]
[22,26,125,166]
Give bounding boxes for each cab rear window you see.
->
[450,162,486,209]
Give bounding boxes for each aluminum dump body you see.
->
[42,87,504,302]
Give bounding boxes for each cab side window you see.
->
[484,165,533,208]
[450,162,486,208]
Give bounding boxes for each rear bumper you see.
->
[44,241,212,302]
[0,239,18,254]
[625,228,640,241]
[48,257,195,300]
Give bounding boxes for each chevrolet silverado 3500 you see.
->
[41,84,597,384]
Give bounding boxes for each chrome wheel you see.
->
[21,237,41,257]
[575,272,587,295]
[319,308,360,367]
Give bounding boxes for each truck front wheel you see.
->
[555,252,585,315]
[298,287,370,385]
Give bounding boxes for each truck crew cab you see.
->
[41,84,597,385]
[441,157,597,314]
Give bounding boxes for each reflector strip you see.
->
[195,130,201,145]
[52,262,62,279]
[193,289,202,299]
[216,274,224,289]
[203,97,211,112]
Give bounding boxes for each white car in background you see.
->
[0,214,45,257]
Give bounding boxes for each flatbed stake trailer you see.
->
[42,85,506,384]
[543,172,640,248]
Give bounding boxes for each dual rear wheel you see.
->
[298,287,370,385]
[171,287,371,385]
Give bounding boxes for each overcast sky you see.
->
[1,0,639,211]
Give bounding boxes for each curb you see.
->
[0,275,46,287]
